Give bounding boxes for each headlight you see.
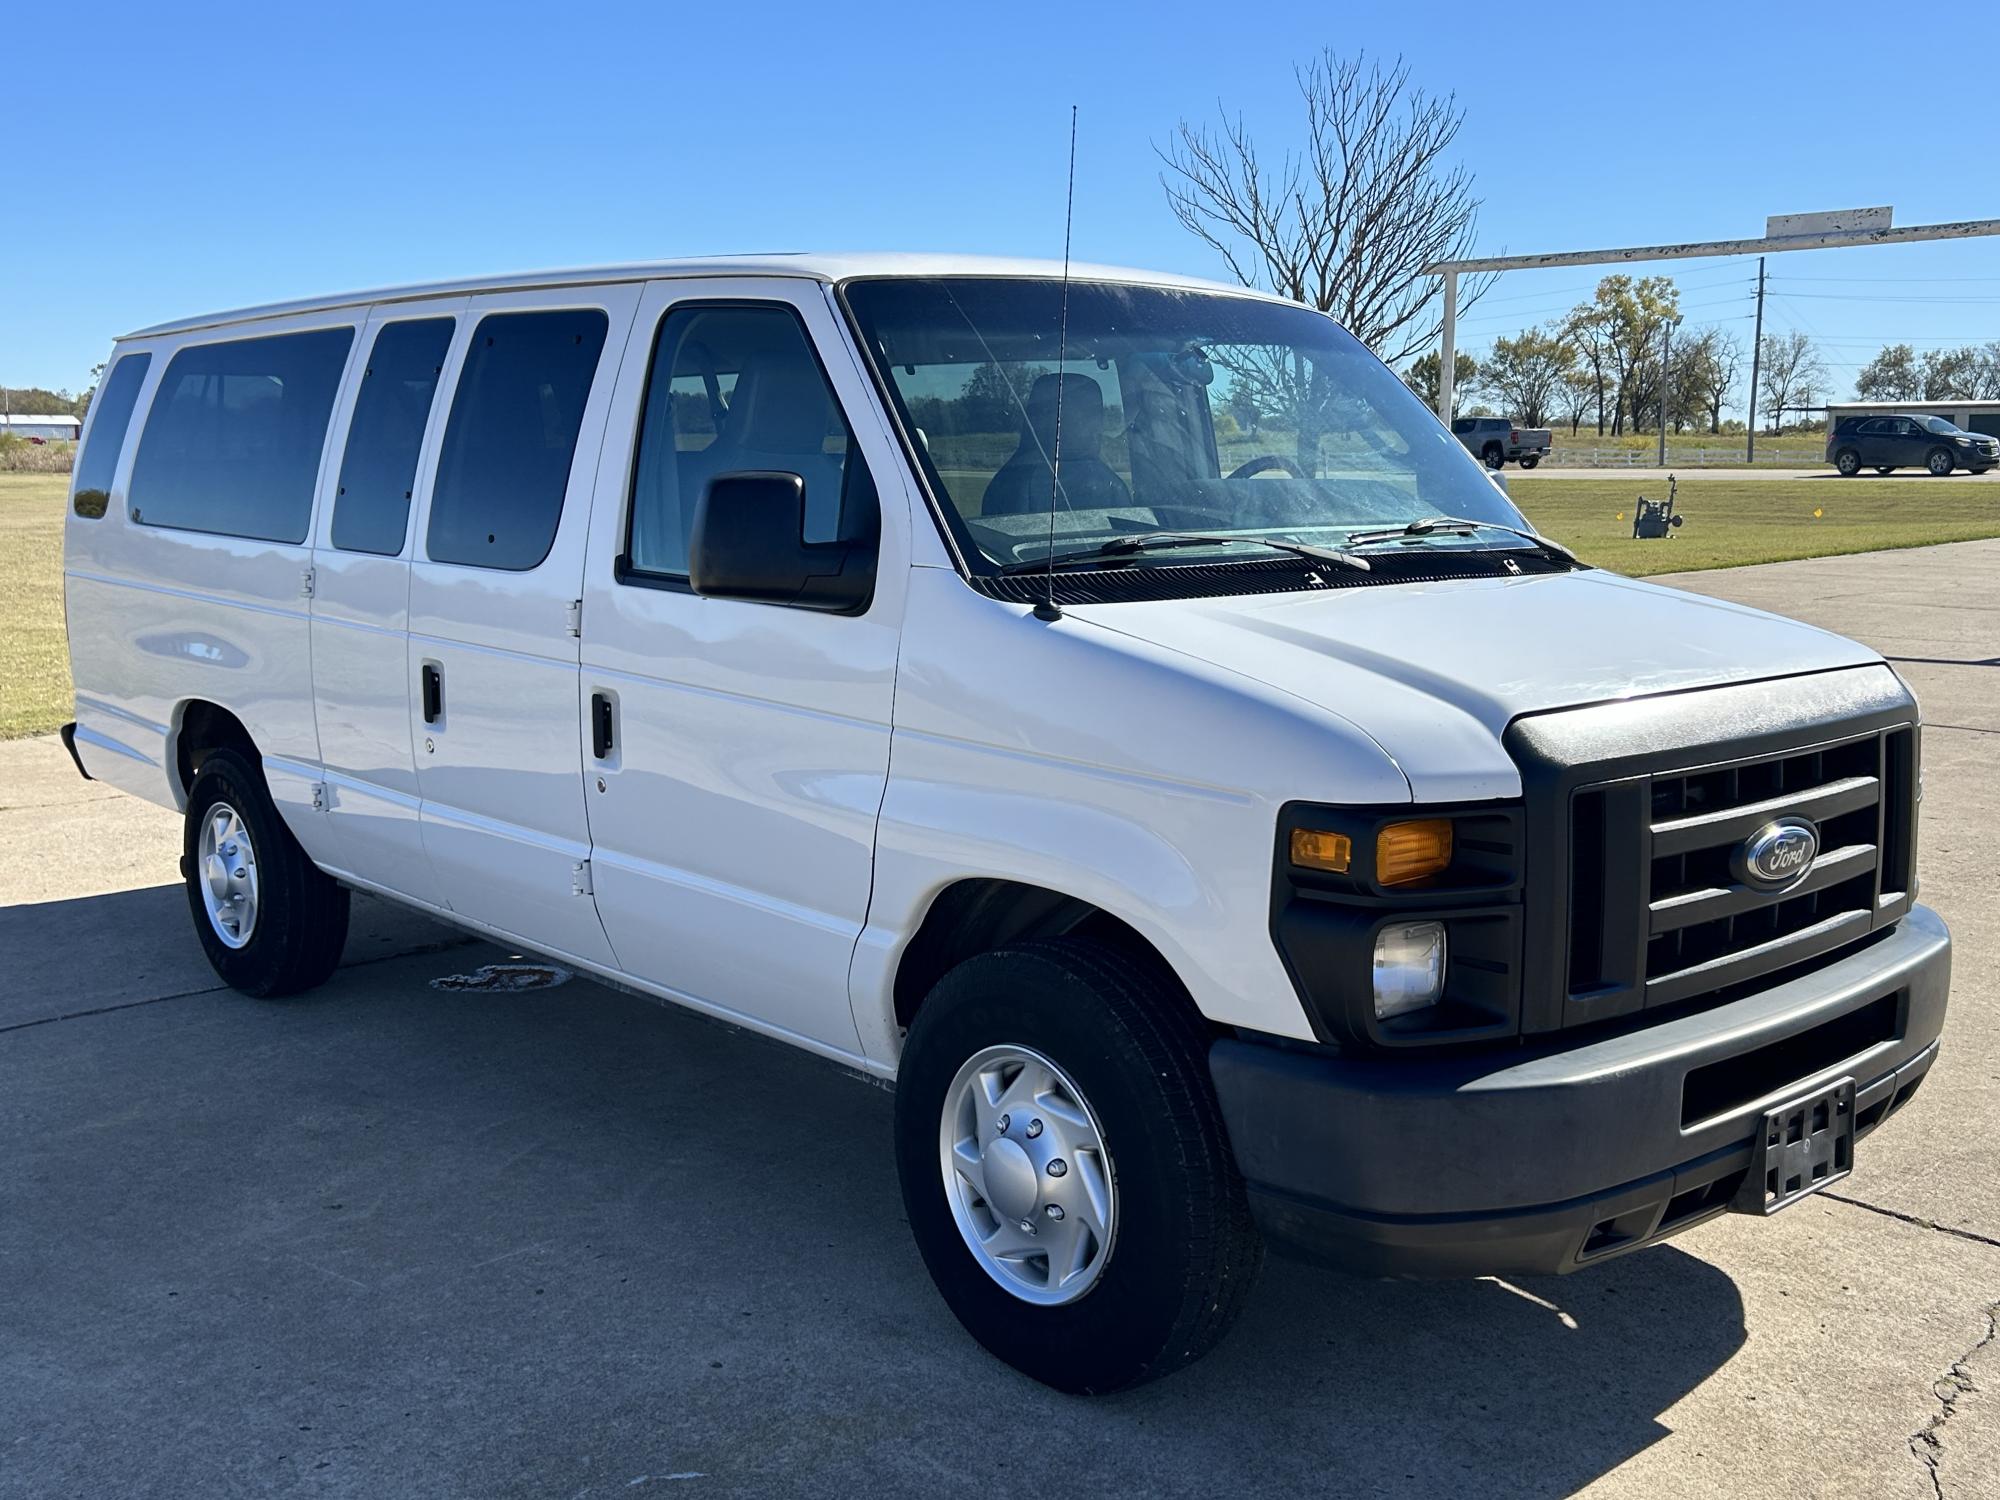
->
[1955,436,1973,446]
[1373,920,1447,1020]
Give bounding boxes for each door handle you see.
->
[421,663,443,724]
[590,692,614,759]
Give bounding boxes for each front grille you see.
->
[1566,725,1917,1016]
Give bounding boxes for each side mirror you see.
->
[688,471,875,613]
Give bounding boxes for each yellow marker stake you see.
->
[1813,508,1824,519]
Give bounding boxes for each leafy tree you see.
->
[1401,351,1477,412]
[1919,347,1980,401]
[1854,343,1922,402]
[1478,326,1573,428]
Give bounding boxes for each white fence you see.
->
[1545,444,1821,468]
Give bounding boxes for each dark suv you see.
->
[1828,414,1999,476]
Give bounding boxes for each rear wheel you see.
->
[894,938,1262,1393]
[1519,453,1541,470]
[1927,447,1955,476]
[1874,466,1894,475]
[182,748,349,996]
[1834,448,1862,476]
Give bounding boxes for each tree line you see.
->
[1401,274,1835,436]
[1852,342,2000,402]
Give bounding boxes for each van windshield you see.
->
[841,277,1529,573]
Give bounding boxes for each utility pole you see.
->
[1437,268,1459,421]
[1656,316,1681,467]
[1746,256,1766,462]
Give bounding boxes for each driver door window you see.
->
[624,303,875,583]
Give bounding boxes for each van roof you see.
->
[121,253,1283,340]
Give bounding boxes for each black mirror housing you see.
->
[687,471,876,613]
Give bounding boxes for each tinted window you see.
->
[426,309,608,570]
[332,318,455,555]
[128,329,353,542]
[626,303,873,578]
[71,352,152,518]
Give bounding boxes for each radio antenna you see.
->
[1033,105,1078,624]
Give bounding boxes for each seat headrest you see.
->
[721,354,834,455]
[1023,372,1104,454]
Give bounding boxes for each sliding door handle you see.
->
[590,692,614,759]
[421,663,443,725]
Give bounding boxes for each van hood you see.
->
[1067,568,1884,803]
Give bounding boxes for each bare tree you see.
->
[1678,327,1742,433]
[1757,331,1826,432]
[1160,51,1491,366]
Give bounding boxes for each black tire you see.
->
[1481,444,1505,469]
[182,748,349,997]
[1927,447,1954,476]
[894,938,1262,1393]
[1874,466,1894,475]
[1834,448,1861,477]
[1519,453,1541,470]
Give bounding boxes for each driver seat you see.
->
[979,373,1132,516]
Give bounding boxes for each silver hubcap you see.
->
[198,802,259,949]
[939,1044,1116,1306]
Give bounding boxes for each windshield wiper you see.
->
[1343,516,1580,565]
[998,532,1370,576]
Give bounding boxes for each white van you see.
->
[62,255,1950,1392]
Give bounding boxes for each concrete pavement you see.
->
[3,541,1997,1498]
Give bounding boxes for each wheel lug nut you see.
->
[1045,1204,1065,1221]
[1026,1118,1044,1139]
[1018,1218,1036,1235]
[996,1114,1011,1134]
[1047,1158,1067,1178]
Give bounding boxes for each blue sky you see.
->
[6,0,1996,413]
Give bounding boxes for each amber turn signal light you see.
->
[1289,828,1353,874]
[1376,819,1454,886]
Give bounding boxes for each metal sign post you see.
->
[1425,211,2000,433]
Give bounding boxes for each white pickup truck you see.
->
[1453,414,1552,468]
[62,254,1949,1393]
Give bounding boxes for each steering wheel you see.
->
[1227,454,1309,481]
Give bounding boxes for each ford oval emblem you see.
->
[1733,817,1820,892]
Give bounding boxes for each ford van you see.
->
[61,255,1950,1392]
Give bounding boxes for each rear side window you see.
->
[332,318,455,556]
[625,303,873,579]
[71,352,152,518]
[128,328,354,542]
[426,309,608,570]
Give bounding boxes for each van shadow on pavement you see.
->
[0,886,1746,1498]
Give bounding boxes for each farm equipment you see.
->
[1632,475,1684,539]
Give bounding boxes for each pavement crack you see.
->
[1908,1298,1999,1500]
[1823,1191,2000,1251]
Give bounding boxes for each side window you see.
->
[331,318,455,556]
[426,308,609,571]
[625,303,876,580]
[128,328,354,542]
[71,352,152,518]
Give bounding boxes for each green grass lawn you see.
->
[1510,477,2000,576]
[3,470,1996,740]
[1,474,72,739]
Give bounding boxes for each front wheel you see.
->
[894,939,1262,1393]
[182,748,349,996]
[1927,447,1955,476]
[1481,444,1505,469]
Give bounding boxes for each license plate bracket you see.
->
[1733,1076,1856,1215]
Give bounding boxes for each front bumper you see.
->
[1210,904,1950,1277]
